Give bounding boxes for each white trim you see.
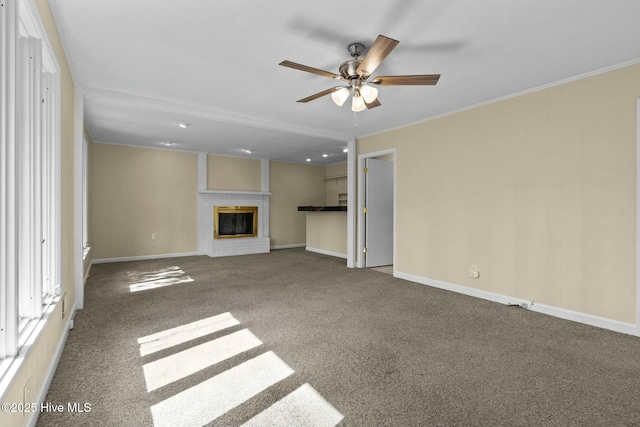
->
[73,89,83,309]
[346,139,356,268]
[305,247,347,259]
[91,252,199,264]
[197,152,207,192]
[270,244,305,250]
[18,0,58,73]
[261,159,270,238]
[357,148,396,268]
[261,159,270,193]
[357,156,364,268]
[395,271,639,337]
[0,0,19,359]
[636,98,640,336]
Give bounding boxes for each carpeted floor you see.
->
[37,248,640,426]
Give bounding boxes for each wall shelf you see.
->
[323,174,347,181]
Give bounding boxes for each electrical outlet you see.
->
[152,233,158,240]
[468,264,479,278]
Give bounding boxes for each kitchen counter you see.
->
[297,206,347,212]
[299,208,347,259]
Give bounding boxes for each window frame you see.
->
[0,0,61,369]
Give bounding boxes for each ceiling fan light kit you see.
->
[280,35,440,112]
[331,87,350,106]
[351,92,366,112]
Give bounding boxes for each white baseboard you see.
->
[305,247,347,259]
[395,271,638,337]
[92,252,199,264]
[270,244,306,250]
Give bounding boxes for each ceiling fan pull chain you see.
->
[353,111,358,127]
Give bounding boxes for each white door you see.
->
[365,158,394,267]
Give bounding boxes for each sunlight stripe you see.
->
[138,312,240,356]
[143,329,262,392]
[129,266,194,292]
[150,351,294,427]
[241,383,344,427]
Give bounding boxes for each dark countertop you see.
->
[298,206,347,212]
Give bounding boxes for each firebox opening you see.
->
[214,206,258,239]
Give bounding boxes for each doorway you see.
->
[357,149,395,270]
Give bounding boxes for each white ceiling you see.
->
[50,0,640,165]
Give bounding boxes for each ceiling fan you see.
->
[279,35,440,112]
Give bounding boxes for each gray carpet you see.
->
[37,248,640,426]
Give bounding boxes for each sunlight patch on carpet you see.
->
[142,313,344,426]
[143,329,263,392]
[241,383,344,427]
[128,266,193,292]
[150,351,294,427]
[138,312,240,356]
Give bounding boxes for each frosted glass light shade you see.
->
[331,87,350,106]
[351,94,366,112]
[359,85,378,103]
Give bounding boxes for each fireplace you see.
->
[198,191,270,257]
[214,206,258,239]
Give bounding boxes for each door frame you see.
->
[357,148,396,269]
[636,98,640,336]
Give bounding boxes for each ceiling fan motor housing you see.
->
[340,42,366,80]
[339,59,363,80]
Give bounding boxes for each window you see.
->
[0,0,61,361]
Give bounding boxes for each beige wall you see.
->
[270,161,326,247]
[306,212,348,256]
[358,63,640,324]
[0,1,77,426]
[207,154,261,191]
[91,144,198,260]
[90,147,334,257]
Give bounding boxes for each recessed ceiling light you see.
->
[242,149,252,154]
[306,158,311,162]
[178,122,189,129]
[162,141,174,146]
[322,153,329,158]
[343,148,349,153]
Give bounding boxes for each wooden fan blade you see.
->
[279,60,341,80]
[356,35,399,77]
[365,98,381,109]
[371,74,440,85]
[297,87,341,103]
